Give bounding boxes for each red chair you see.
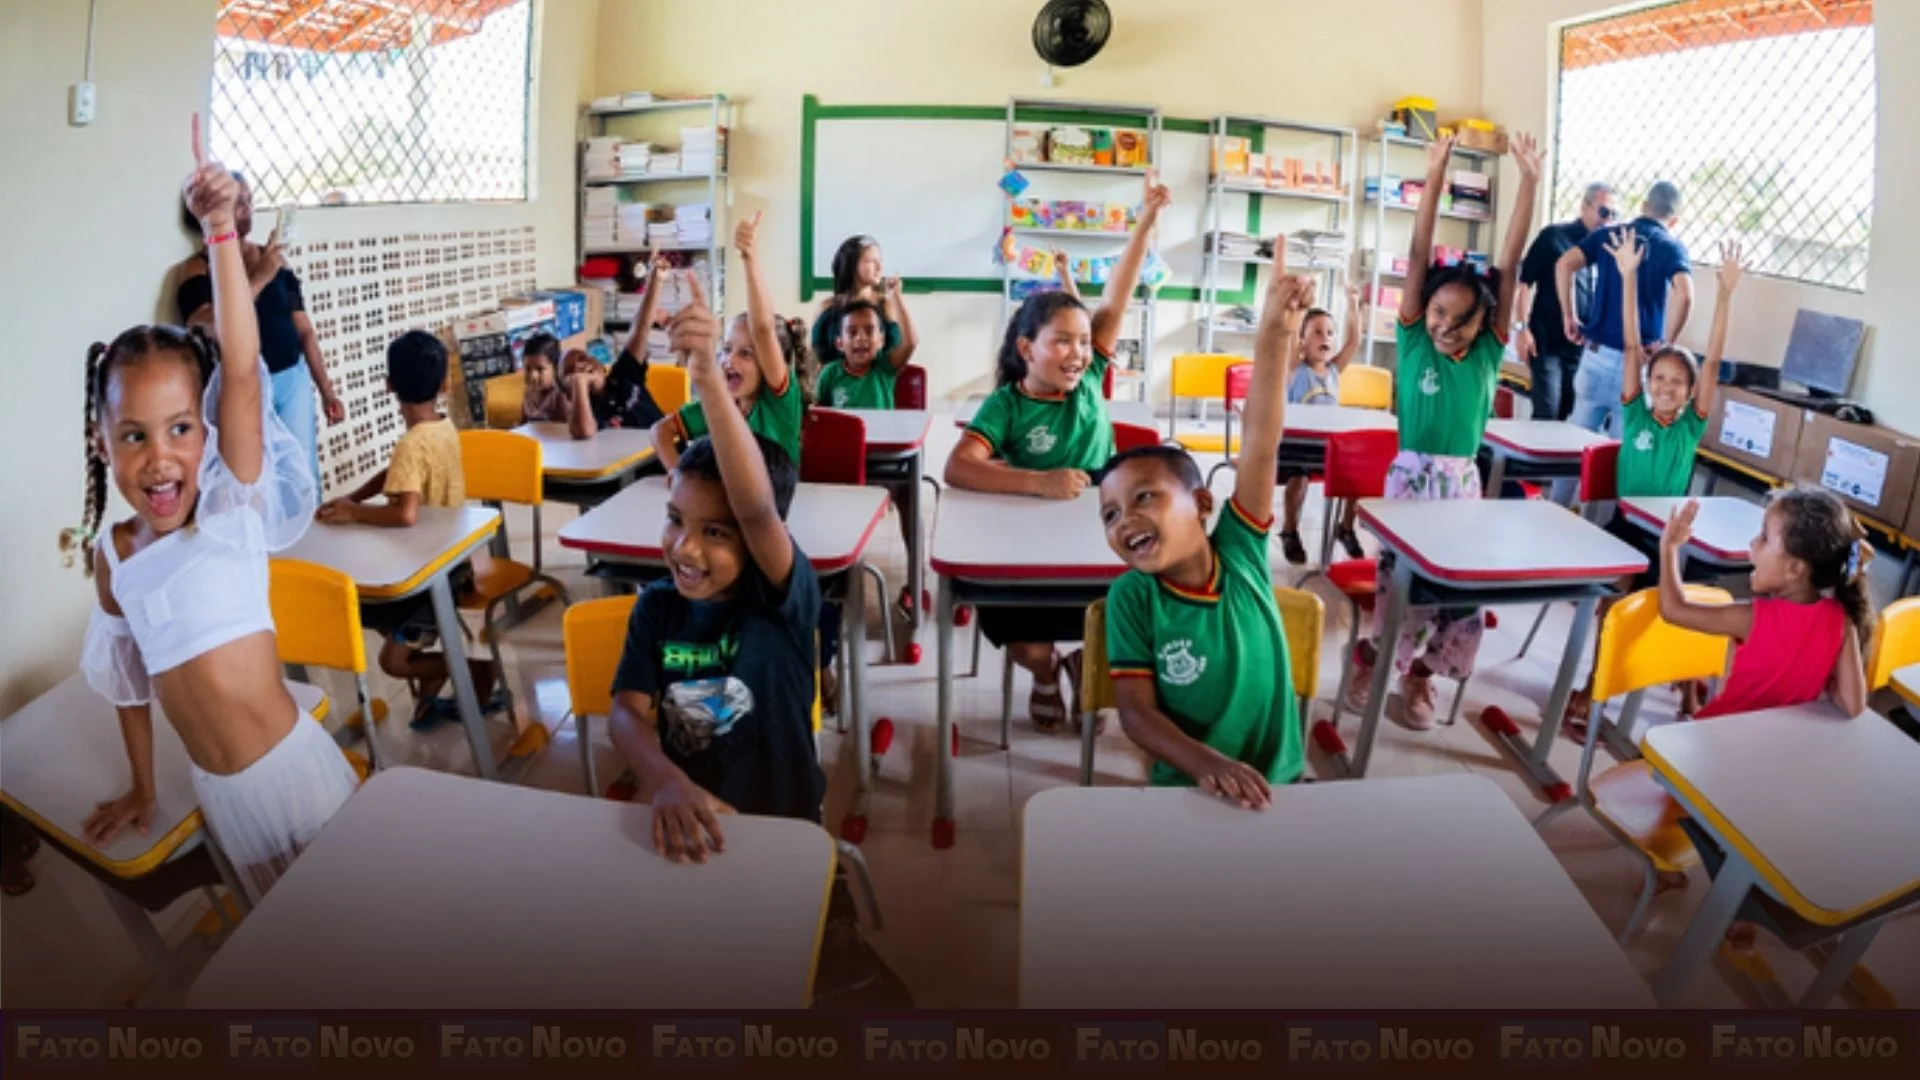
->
[799,409,891,675]
[1517,441,1623,658]
[1202,363,1258,488]
[1102,363,1116,400]
[1315,429,1398,569]
[1113,421,1161,454]
[894,364,927,411]
[1495,385,1520,419]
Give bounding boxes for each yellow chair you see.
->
[1337,364,1393,410]
[1865,596,1920,695]
[1534,585,1732,943]
[269,558,390,775]
[1168,353,1244,451]
[483,371,526,429]
[648,364,691,414]
[1077,587,1324,786]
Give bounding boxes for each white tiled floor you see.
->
[7,412,1919,1009]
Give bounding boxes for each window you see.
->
[1553,0,1875,291]
[209,0,533,208]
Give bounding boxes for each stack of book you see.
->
[582,137,621,183]
[590,91,657,111]
[1285,230,1350,271]
[616,202,657,246]
[679,126,726,175]
[616,142,654,181]
[1447,170,1491,220]
[582,187,619,249]
[674,203,713,247]
[1206,231,1265,261]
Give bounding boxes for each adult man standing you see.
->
[1555,180,1693,436]
[1514,181,1614,421]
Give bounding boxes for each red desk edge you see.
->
[559,501,887,576]
[1359,504,1649,584]
[1617,498,1753,562]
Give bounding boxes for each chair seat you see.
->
[1174,432,1237,454]
[1591,759,1700,874]
[458,559,538,608]
[1327,559,1379,600]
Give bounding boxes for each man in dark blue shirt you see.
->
[1515,181,1615,421]
[1554,180,1694,436]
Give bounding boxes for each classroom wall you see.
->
[0,0,597,715]
[1481,0,1919,429]
[591,0,1488,401]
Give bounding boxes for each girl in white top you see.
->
[61,123,356,903]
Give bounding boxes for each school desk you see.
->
[1,674,328,1002]
[929,487,1126,848]
[1019,776,1654,1009]
[511,421,657,504]
[1272,404,1400,564]
[820,407,933,631]
[1643,704,1920,1005]
[1481,419,1615,500]
[558,477,892,821]
[280,506,503,780]
[1339,498,1648,794]
[955,393,1155,430]
[187,766,835,1009]
[1890,665,1920,711]
[1618,495,1761,573]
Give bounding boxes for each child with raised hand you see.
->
[652,212,807,470]
[606,275,823,860]
[65,120,356,902]
[1096,269,1314,806]
[811,235,918,371]
[568,260,671,439]
[1345,133,1543,731]
[1278,282,1365,564]
[945,173,1172,730]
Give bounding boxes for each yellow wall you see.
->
[0,0,596,714]
[592,0,1487,399]
[1482,0,1916,427]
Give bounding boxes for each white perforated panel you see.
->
[287,226,537,495]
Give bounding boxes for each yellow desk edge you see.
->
[1643,737,1920,926]
[357,520,500,600]
[546,446,657,481]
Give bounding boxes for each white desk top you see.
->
[1284,403,1399,439]
[278,506,499,600]
[818,408,932,453]
[188,768,834,1009]
[1619,496,1760,564]
[1483,418,1615,460]
[1,675,327,876]
[1359,497,1647,585]
[558,476,889,574]
[1020,777,1653,1009]
[930,487,1125,584]
[1644,705,1920,923]
[956,393,1155,430]
[511,422,656,480]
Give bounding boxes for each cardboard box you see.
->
[1791,413,1920,529]
[1701,386,1805,481]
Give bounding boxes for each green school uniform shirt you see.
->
[962,349,1115,472]
[674,371,804,464]
[1106,497,1303,787]
[1394,318,1504,459]
[816,360,896,410]
[1616,392,1708,498]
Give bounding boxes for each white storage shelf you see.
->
[583,171,725,187]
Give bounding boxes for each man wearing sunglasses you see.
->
[1554,179,1695,437]
[1514,181,1615,421]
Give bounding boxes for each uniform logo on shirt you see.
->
[1024,426,1058,455]
[832,387,851,406]
[1634,429,1654,452]
[1158,639,1207,687]
[1419,366,1440,397]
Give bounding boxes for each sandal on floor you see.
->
[1030,658,1067,733]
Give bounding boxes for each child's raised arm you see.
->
[1495,133,1544,333]
[186,116,265,485]
[1399,135,1454,326]
[1698,241,1743,418]
[883,276,918,369]
[1052,248,1083,301]
[734,212,791,395]
[1235,265,1309,524]
[1657,500,1755,640]
[1333,282,1364,371]
[1613,230,1647,403]
[673,277,795,589]
[1092,173,1171,357]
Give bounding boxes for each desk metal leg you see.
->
[932,575,956,848]
[1653,852,1756,1005]
[1486,451,1508,500]
[1535,596,1594,798]
[1799,922,1882,1007]
[430,573,497,781]
[904,451,924,630]
[1349,560,1412,778]
[842,563,873,841]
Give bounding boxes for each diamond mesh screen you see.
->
[1554,0,1875,291]
[209,0,532,208]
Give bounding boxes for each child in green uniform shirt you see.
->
[811,235,918,371]
[652,212,808,469]
[945,174,1171,731]
[1097,269,1316,803]
[1346,132,1544,731]
[815,299,902,409]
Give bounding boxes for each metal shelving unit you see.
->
[579,94,733,320]
[1002,97,1163,401]
[1360,135,1499,357]
[1198,115,1359,356]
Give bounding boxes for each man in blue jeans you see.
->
[1554,180,1693,436]
[1514,181,1614,421]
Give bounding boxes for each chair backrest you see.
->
[1493,386,1518,420]
[1591,586,1733,702]
[647,364,691,414]
[800,408,867,485]
[1338,365,1393,410]
[1169,353,1242,406]
[460,428,544,506]
[1082,600,1117,714]
[1102,363,1116,400]
[1112,422,1161,455]
[269,558,369,676]
[1274,587,1324,701]
[894,364,928,410]
[1224,362,1255,413]
[1324,429,1399,500]
[483,371,526,429]
[564,595,639,719]
[1866,596,1920,692]
[1580,441,1621,503]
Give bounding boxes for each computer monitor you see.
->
[1780,309,1865,398]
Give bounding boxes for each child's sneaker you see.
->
[1279,530,1308,566]
[1398,673,1439,731]
[1341,651,1374,715]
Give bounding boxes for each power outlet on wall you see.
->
[69,82,97,126]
